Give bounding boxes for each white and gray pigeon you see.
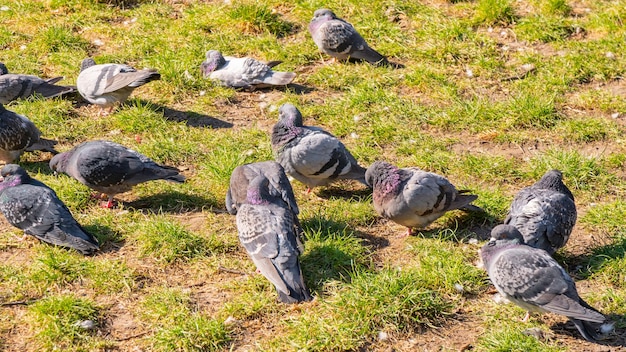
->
[365,160,480,236]
[0,164,99,255]
[49,140,185,208]
[0,62,75,104]
[200,50,295,89]
[504,170,576,255]
[0,104,58,163]
[271,103,367,192]
[226,161,298,216]
[308,8,389,66]
[236,175,312,304]
[481,224,613,342]
[76,58,161,115]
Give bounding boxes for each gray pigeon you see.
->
[481,224,613,342]
[0,164,99,255]
[504,170,576,255]
[226,161,298,216]
[365,160,480,236]
[0,62,75,104]
[0,104,58,163]
[236,175,312,303]
[76,58,161,115]
[49,140,185,208]
[308,9,389,66]
[200,50,295,89]
[271,103,367,192]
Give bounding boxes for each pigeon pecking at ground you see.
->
[308,8,389,67]
[49,140,185,208]
[235,174,312,304]
[0,164,99,255]
[481,224,613,342]
[226,161,299,216]
[0,104,58,163]
[76,58,161,115]
[365,160,481,237]
[504,170,577,255]
[271,103,368,193]
[200,50,295,89]
[0,62,75,104]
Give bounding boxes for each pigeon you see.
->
[0,164,99,255]
[236,174,312,303]
[271,103,367,192]
[365,160,480,236]
[0,104,58,163]
[76,58,161,115]
[49,140,185,208]
[504,170,577,255]
[308,8,389,66]
[0,62,75,104]
[481,224,613,342]
[225,161,298,216]
[200,50,295,89]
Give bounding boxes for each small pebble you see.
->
[350,132,359,139]
[199,90,206,96]
[454,283,464,293]
[377,331,389,341]
[224,316,239,326]
[74,320,96,330]
[487,27,493,33]
[353,115,361,122]
[606,52,616,59]
[0,6,9,11]
[468,238,478,245]
[19,45,27,50]
[258,102,268,110]
[466,69,474,78]
[611,112,620,119]
[92,39,104,46]
[268,105,277,113]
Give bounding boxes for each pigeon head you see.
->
[312,8,337,22]
[489,224,524,244]
[49,152,70,174]
[80,58,97,72]
[200,50,226,77]
[246,175,271,205]
[535,169,574,200]
[0,164,29,186]
[271,104,304,149]
[0,62,7,75]
[365,161,399,190]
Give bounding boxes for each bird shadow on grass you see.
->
[83,223,124,254]
[124,191,218,213]
[415,210,499,243]
[559,236,626,277]
[299,215,388,295]
[314,185,372,201]
[132,99,234,128]
[19,161,56,176]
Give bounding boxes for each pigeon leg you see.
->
[396,227,413,238]
[305,187,312,194]
[521,311,531,323]
[100,196,116,209]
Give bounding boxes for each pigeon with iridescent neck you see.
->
[236,175,312,303]
[308,9,389,66]
[482,224,613,342]
[365,160,480,236]
[0,62,75,104]
[271,103,367,192]
[0,104,58,163]
[0,164,99,255]
[201,50,295,89]
[505,170,576,255]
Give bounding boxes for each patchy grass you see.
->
[2,0,626,350]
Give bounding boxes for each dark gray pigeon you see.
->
[308,9,389,66]
[236,175,312,303]
[76,58,161,115]
[200,50,295,89]
[271,103,367,192]
[365,160,480,236]
[0,62,75,104]
[0,164,99,255]
[226,161,298,216]
[504,170,576,255]
[481,224,613,342]
[0,104,58,163]
[49,140,185,208]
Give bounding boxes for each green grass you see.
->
[2,0,626,350]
